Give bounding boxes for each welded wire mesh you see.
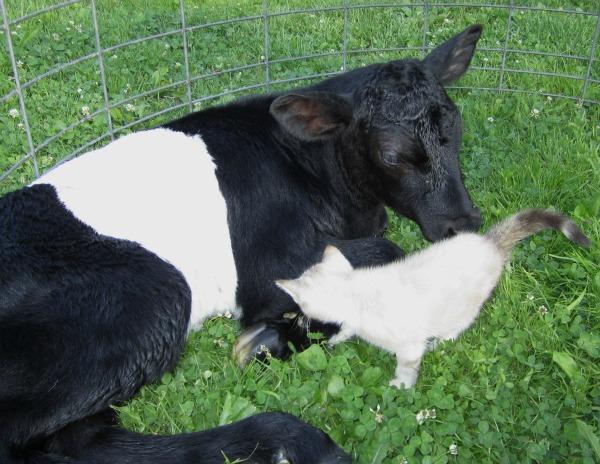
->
[1,0,599,192]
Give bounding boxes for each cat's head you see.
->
[276,245,353,322]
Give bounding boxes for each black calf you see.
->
[166,25,484,363]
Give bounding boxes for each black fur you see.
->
[0,188,350,462]
[1,25,483,463]
[1,185,183,453]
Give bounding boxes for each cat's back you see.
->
[349,234,504,345]
[410,233,504,333]
[401,233,501,282]
[393,233,503,320]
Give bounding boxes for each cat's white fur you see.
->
[32,128,239,330]
[276,210,589,388]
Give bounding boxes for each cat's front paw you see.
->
[327,334,351,347]
[327,327,353,346]
[389,376,415,389]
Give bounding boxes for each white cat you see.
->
[276,209,590,388]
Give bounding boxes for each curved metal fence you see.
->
[1,0,599,192]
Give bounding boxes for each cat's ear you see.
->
[321,245,353,273]
[275,279,303,303]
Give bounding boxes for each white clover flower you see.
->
[175,61,181,68]
[496,40,501,46]
[400,458,408,464]
[77,87,83,94]
[9,108,19,118]
[16,60,24,67]
[546,96,553,102]
[416,408,436,425]
[539,305,548,316]
[517,39,522,45]
[444,18,451,24]
[124,103,135,112]
[17,122,24,129]
[487,116,495,123]
[223,310,233,319]
[75,24,83,33]
[260,55,265,60]
[81,106,90,116]
[449,443,458,455]
[530,108,540,118]
[69,20,75,26]
[527,292,535,300]
[164,43,170,49]
[52,32,60,40]
[369,404,384,424]
[202,369,212,380]
[16,24,22,29]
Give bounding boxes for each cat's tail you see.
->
[485,209,591,255]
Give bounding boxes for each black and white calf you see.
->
[1,25,482,463]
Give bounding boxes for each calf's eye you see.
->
[382,151,402,166]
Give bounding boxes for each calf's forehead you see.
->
[370,73,454,124]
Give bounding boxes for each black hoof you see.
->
[234,318,341,367]
[233,322,290,367]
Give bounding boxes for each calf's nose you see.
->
[440,208,482,239]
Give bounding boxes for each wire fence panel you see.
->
[1,0,598,192]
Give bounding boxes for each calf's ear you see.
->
[270,91,353,141]
[423,24,482,85]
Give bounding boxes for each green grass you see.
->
[1,1,599,463]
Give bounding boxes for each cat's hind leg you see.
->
[390,341,427,389]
